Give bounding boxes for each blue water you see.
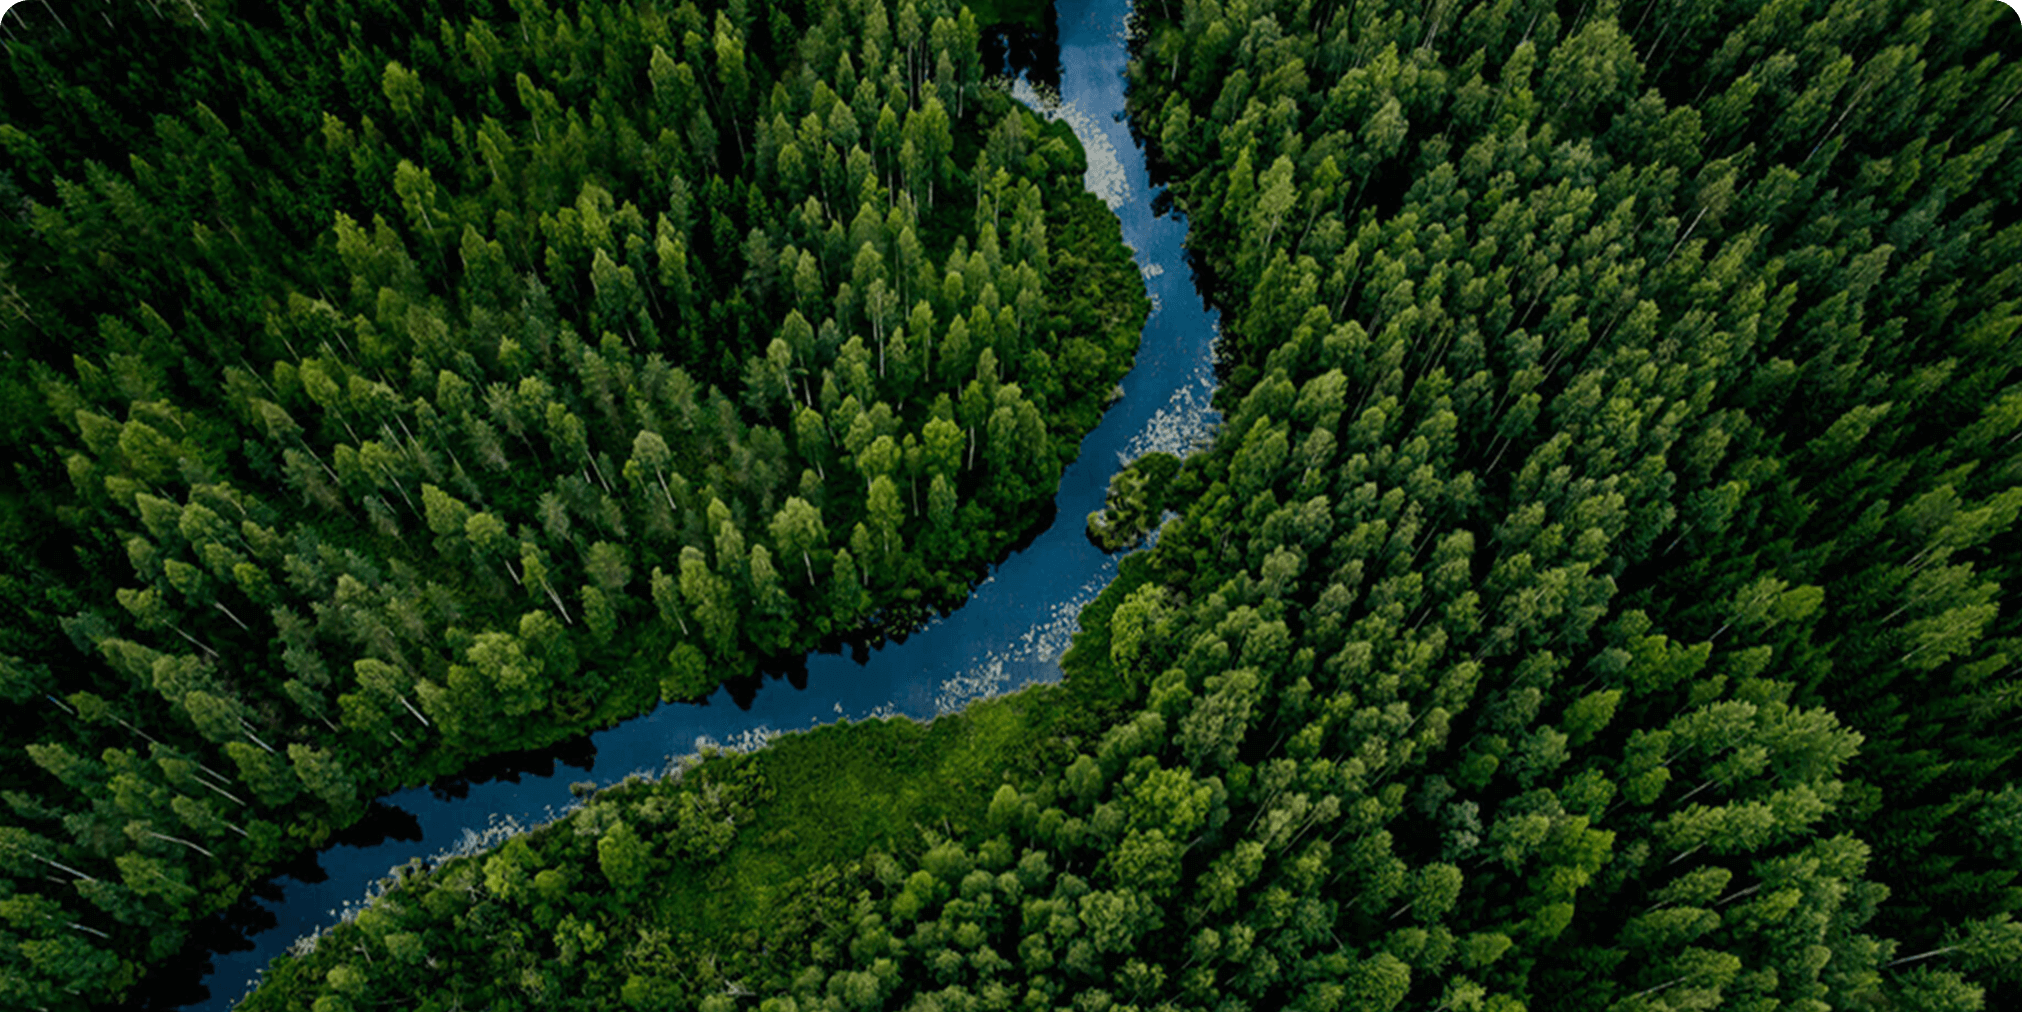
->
[186,0,1219,1006]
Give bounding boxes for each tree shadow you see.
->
[426,735,597,800]
[980,1,1062,95]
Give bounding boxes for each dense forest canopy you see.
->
[9,0,2022,1010]
[1105,0,2022,1005]
[228,0,2022,1010]
[0,0,1146,1006]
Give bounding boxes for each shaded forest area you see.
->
[236,0,2022,1011]
[0,0,1146,1006]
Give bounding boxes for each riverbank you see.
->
[197,0,1221,1001]
[601,652,1129,940]
[235,653,1134,1009]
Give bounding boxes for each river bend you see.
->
[182,0,1217,1005]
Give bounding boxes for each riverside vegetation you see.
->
[201,1,2022,1012]
[0,0,1147,1005]
[236,0,2022,1010]
[15,0,2022,1010]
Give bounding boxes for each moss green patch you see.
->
[645,677,1110,939]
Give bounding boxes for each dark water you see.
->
[980,1,1063,95]
[176,0,1218,1006]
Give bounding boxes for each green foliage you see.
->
[1086,450,1182,551]
[17,0,2022,1010]
[0,0,1147,1004]
[1103,0,2022,1006]
[597,822,650,897]
[239,679,1109,1011]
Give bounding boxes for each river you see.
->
[172,0,1217,1005]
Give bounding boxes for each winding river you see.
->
[176,0,1217,1006]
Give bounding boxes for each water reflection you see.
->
[981,2,1062,94]
[176,0,1220,1006]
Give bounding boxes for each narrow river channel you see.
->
[176,0,1217,1005]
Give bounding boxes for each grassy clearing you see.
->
[646,670,1121,938]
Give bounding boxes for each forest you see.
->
[221,0,2022,1009]
[0,0,1146,1006]
[8,0,2022,1010]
